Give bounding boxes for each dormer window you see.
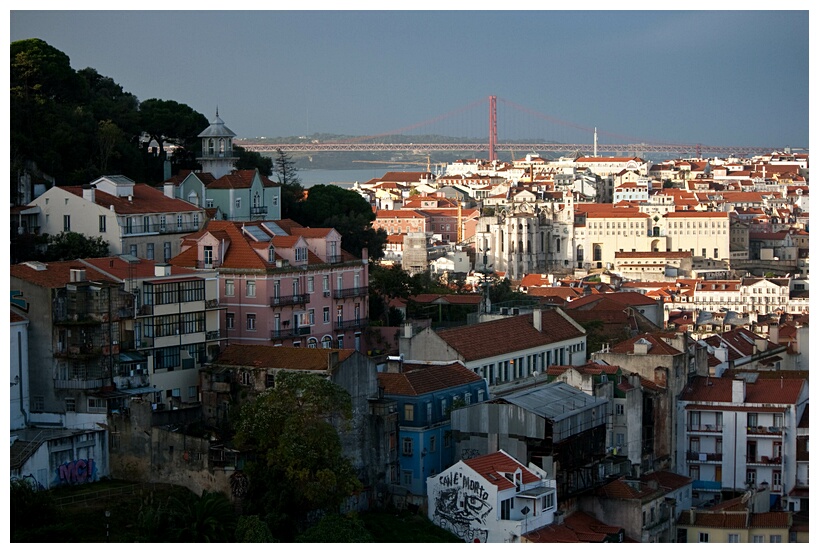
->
[268,244,275,263]
[295,247,308,262]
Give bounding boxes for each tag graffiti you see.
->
[56,458,97,485]
[432,470,493,542]
[437,471,489,501]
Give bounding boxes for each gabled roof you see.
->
[462,450,540,492]
[63,183,201,215]
[680,375,806,405]
[11,260,114,288]
[377,361,483,396]
[436,311,584,362]
[565,292,657,309]
[609,333,683,356]
[211,344,353,372]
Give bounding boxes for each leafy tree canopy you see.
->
[41,232,110,261]
[235,372,362,539]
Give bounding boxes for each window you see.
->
[542,492,555,512]
[323,307,330,323]
[404,404,414,421]
[130,244,138,257]
[478,389,485,402]
[307,276,314,293]
[770,535,782,543]
[389,432,396,451]
[402,438,413,456]
[246,280,256,297]
[323,275,330,291]
[728,534,739,543]
[225,312,235,329]
[752,536,764,543]
[430,436,436,453]
[402,470,412,486]
[206,199,214,208]
[146,243,154,260]
[63,215,71,231]
[337,335,343,349]
[99,215,106,232]
[698,533,709,543]
[246,313,256,331]
[164,242,171,262]
[204,246,213,266]
[65,398,76,412]
[225,279,235,296]
[308,309,315,325]
[501,498,514,520]
[235,197,241,209]
[32,396,44,411]
[616,403,625,415]
[188,386,197,399]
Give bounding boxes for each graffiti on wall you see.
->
[432,470,492,543]
[55,458,97,485]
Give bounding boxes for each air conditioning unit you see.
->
[324,291,331,297]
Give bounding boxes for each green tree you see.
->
[235,372,361,540]
[274,148,305,219]
[42,231,109,261]
[234,144,273,176]
[296,513,374,543]
[296,184,386,260]
[168,490,237,543]
[10,479,58,542]
[235,515,276,542]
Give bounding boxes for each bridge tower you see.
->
[488,95,498,162]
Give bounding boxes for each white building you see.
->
[10,311,30,431]
[427,449,557,543]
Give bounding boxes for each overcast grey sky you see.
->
[9,7,812,148]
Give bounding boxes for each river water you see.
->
[299,168,394,189]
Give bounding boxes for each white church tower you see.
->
[197,109,239,179]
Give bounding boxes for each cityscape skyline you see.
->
[9,7,811,149]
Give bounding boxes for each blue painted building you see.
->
[378,359,488,501]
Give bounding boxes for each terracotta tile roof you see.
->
[678,511,748,528]
[663,210,729,218]
[463,450,540,492]
[64,184,202,215]
[206,169,278,190]
[436,311,585,362]
[377,171,434,182]
[565,292,657,309]
[609,334,682,356]
[377,361,483,396]
[211,344,353,372]
[680,375,806,405]
[595,477,656,500]
[703,327,777,358]
[523,510,621,543]
[409,294,483,306]
[11,311,27,323]
[614,251,692,259]
[750,512,791,528]
[11,260,115,288]
[80,256,198,280]
[640,470,692,492]
[374,209,427,219]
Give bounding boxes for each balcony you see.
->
[123,222,200,236]
[250,206,268,216]
[54,378,106,390]
[746,455,782,466]
[205,329,223,340]
[333,287,366,299]
[686,450,723,463]
[194,259,222,269]
[270,326,311,340]
[326,254,344,264]
[205,299,219,309]
[687,424,723,433]
[269,293,310,308]
[138,304,154,316]
[747,425,783,436]
[334,319,365,331]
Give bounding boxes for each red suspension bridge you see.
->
[235,96,789,159]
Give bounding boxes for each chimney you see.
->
[768,323,780,346]
[404,323,414,339]
[633,340,650,355]
[533,308,542,331]
[82,184,95,203]
[154,263,172,277]
[732,379,745,403]
[754,337,768,353]
[328,350,339,372]
[163,182,175,199]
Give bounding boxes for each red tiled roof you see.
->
[206,169,277,190]
[11,261,115,288]
[609,334,682,356]
[463,450,540,492]
[680,375,806,405]
[596,477,656,500]
[64,184,202,215]
[212,344,353,372]
[436,311,584,362]
[565,292,657,309]
[640,470,692,492]
[11,311,27,323]
[377,361,483,396]
[80,256,198,280]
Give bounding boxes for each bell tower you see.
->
[197,109,239,179]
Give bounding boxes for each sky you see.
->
[8,5,813,149]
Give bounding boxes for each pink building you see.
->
[171,219,368,350]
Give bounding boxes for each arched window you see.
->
[307,338,318,348]
[321,336,332,349]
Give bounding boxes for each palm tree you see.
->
[168,490,237,542]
